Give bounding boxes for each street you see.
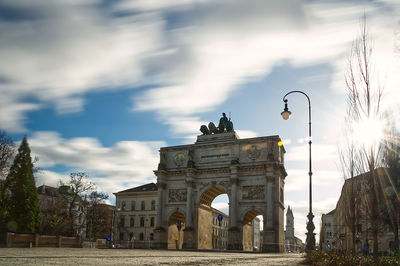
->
[0,248,307,265]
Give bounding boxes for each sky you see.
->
[1,0,400,243]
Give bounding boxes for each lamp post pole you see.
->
[281,90,315,251]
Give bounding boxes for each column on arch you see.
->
[229,165,238,228]
[227,164,242,250]
[156,179,165,229]
[153,173,168,249]
[262,167,276,252]
[183,169,196,249]
[185,169,195,228]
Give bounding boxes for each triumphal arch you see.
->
[153,114,287,252]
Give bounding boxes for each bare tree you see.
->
[0,130,15,180]
[86,191,109,241]
[344,16,384,256]
[59,172,95,236]
[338,140,362,254]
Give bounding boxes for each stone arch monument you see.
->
[153,115,287,252]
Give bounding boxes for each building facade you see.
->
[252,217,261,251]
[113,183,158,248]
[211,208,229,250]
[320,209,335,251]
[114,183,234,249]
[153,124,287,252]
[320,168,400,254]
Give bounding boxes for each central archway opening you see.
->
[198,186,229,250]
[242,210,263,252]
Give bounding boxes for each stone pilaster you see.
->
[183,169,196,249]
[227,164,242,250]
[155,176,166,230]
[153,172,168,249]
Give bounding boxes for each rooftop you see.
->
[116,182,157,194]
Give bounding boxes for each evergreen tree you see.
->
[6,136,39,233]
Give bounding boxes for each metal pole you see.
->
[282,90,315,251]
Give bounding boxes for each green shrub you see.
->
[304,250,400,266]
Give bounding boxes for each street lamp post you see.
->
[281,90,315,251]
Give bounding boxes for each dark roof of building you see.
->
[97,203,115,211]
[116,183,157,193]
[37,185,58,196]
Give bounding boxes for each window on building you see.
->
[280,188,284,202]
[140,217,145,227]
[150,233,154,240]
[151,200,156,210]
[120,217,125,227]
[130,217,135,227]
[140,233,144,240]
[129,232,133,241]
[121,201,126,211]
[131,201,136,211]
[119,232,124,241]
[150,217,155,227]
[141,200,145,210]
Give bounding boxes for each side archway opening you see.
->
[168,211,185,249]
[242,210,263,252]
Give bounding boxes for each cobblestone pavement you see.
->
[0,248,307,265]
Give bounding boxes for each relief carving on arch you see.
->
[168,189,187,202]
[247,145,261,160]
[242,185,265,200]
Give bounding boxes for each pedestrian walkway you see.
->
[0,248,307,265]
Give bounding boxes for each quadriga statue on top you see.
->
[200,113,234,135]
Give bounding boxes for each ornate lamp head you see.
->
[281,99,291,120]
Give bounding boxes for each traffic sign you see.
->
[177,220,182,231]
[217,214,223,222]
[106,235,111,241]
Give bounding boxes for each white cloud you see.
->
[0,0,164,132]
[235,130,258,139]
[1,0,399,139]
[211,202,229,215]
[285,169,342,192]
[30,131,165,197]
[35,170,68,187]
[286,144,337,162]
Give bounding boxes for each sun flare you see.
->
[352,117,384,148]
